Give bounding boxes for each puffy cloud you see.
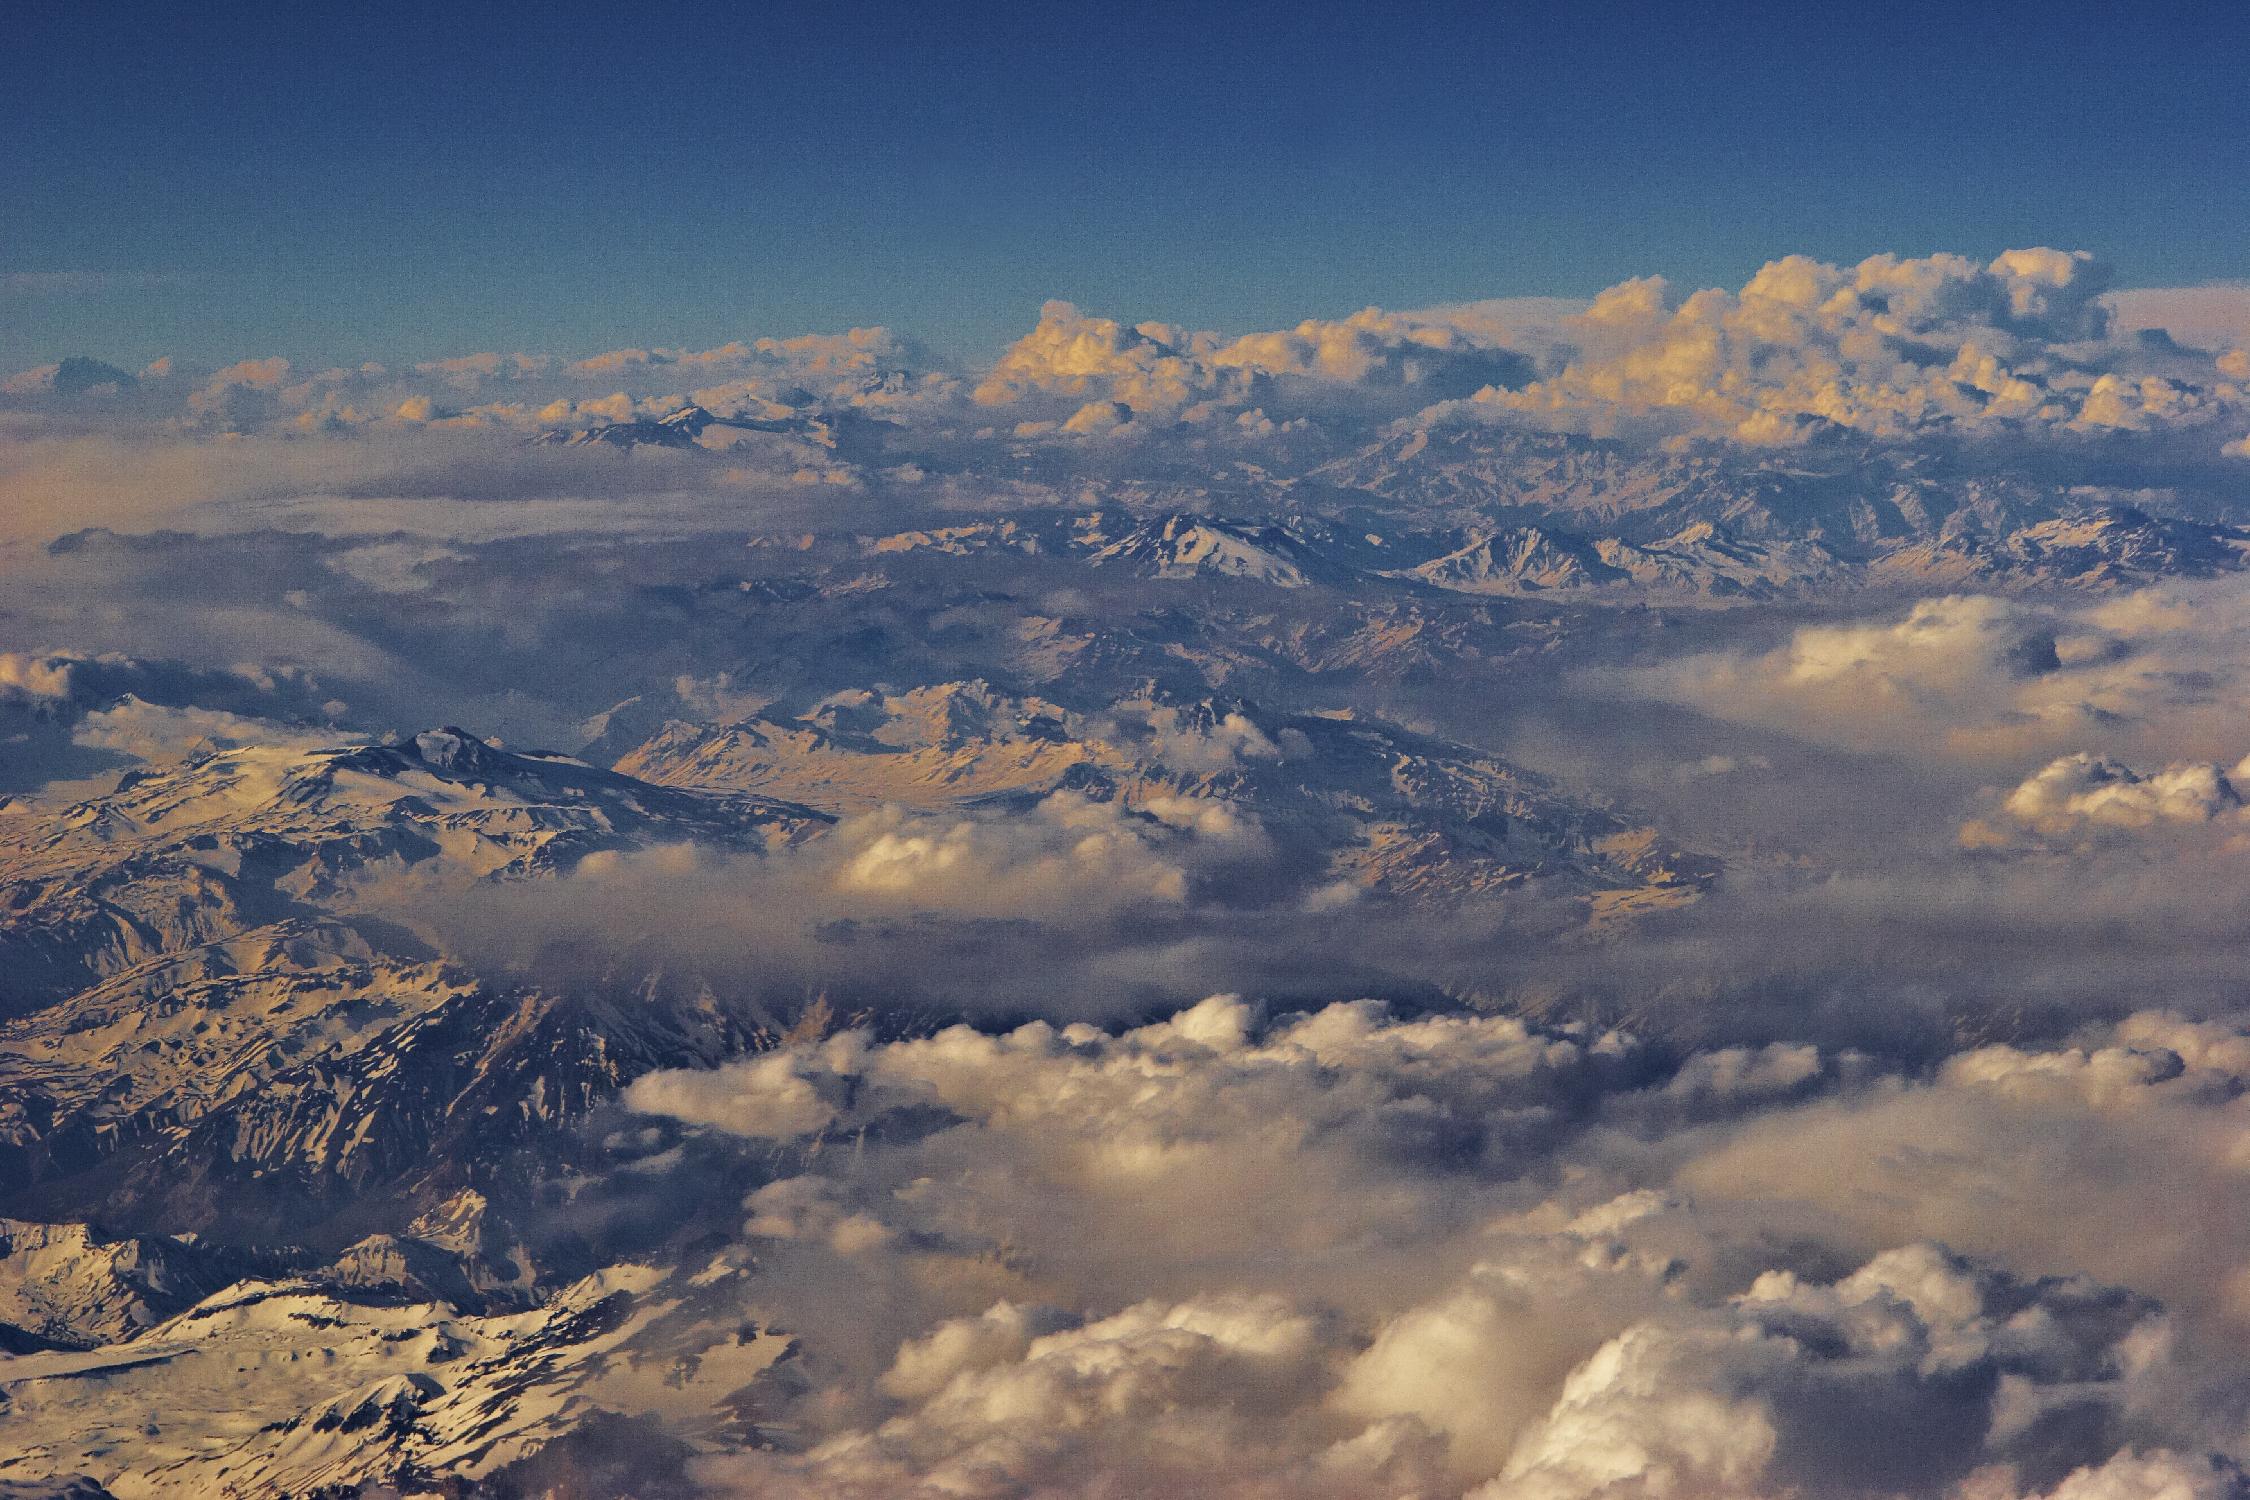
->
[1986,753,2248,839]
[184,355,293,425]
[1334,1195,1691,1480]
[1486,1242,2172,1500]
[625,994,1645,1342]
[1623,594,2071,759]
[1998,1450,2250,1500]
[0,649,324,716]
[569,326,911,380]
[1460,249,2249,446]
[638,1000,1581,1490]
[625,993,2246,1498]
[1676,1010,2250,1334]
[627,999,1649,1494]
[545,327,952,426]
[825,790,1262,912]
[1103,701,1288,774]
[13,251,2243,456]
[697,1292,1382,1499]
[1622,578,2250,767]
[973,301,1255,417]
[1208,305,1531,392]
[971,298,1532,431]
[393,789,1283,1021]
[623,1035,866,1141]
[67,696,346,766]
[0,651,83,703]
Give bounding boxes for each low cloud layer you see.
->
[609,997,2250,1498]
[1619,577,2250,768]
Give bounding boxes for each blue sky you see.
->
[5,0,2246,369]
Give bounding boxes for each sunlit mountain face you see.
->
[7,2,2250,1492]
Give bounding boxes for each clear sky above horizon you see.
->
[5,0,2246,370]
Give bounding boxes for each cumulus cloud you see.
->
[0,651,84,704]
[1994,1451,2250,1500]
[12,249,2241,459]
[634,998,1632,1493]
[66,696,348,767]
[1103,701,1289,774]
[184,355,294,425]
[0,649,326,716]
[1972,753,2250,843]
[413,351,556,386]
[1620,577,2250,767]
[970,298,1531,432]
[695,1292,1389,1499]
[609,995,2250,1499]
[0,648,352,799]
[829,795,1207,908]
[1623,594,2072,759]
[1674,1009,2250,1337]
[1487,1242,2173,1500]
[570,326,913,380]
[625,1035,866,1141]
[973,301,1258,417]
[1449,249,2249,447]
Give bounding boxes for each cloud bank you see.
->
[611,997,2250,1499]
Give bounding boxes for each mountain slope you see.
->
[619,683,1716,906]
[0,730,824,1015]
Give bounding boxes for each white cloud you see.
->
[1993,1450,2250,1500]
[184,355,293,426]
[0,650,84,702]
[2109,283,2250,354]
[1452,250,2249,446]
[623,1036,866,1140]
[702,1292,1365,1499]
[1989,753,2247,839]
[1486,1242,2172,1500]
[1677,1009,2250,1332]
[822,791,1262,912]
[613,993,2250,1496]
[12,250,2244,460]
[67,697,344,767]
[1623,577,2250,768]
[969,297,1531,432]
